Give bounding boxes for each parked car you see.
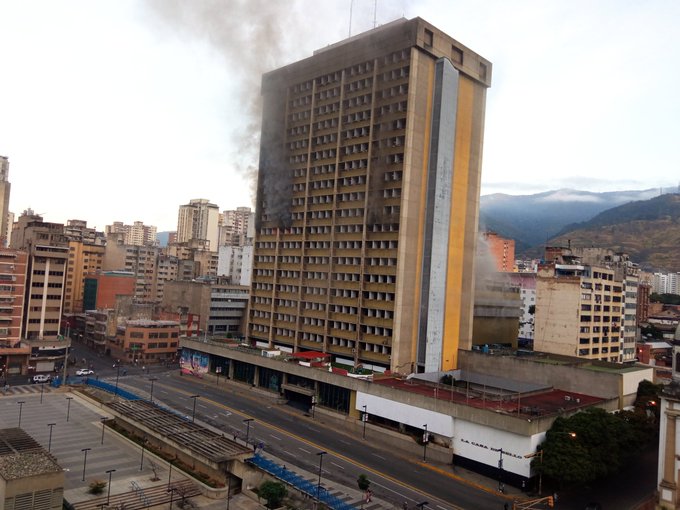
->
[76,369,94,376]
[32,374,51,384]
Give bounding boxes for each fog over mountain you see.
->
[479,188,668,251]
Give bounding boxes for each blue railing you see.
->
[84,378,141,401]
[247,454,357,510]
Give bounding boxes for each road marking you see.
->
[331,462,345,470]
[270,434,282,441]
[198,403,208,409]
[222,411,232,417]
[338,439,351,445]
[372,453,386,460]
[371,481,416,501]
[437,505,448,510]
[158,389,168,394]
[298,447,312,454]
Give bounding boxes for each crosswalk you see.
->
[1,384,57,396]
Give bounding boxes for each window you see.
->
[424,28,434,48]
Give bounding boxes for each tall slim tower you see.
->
[249,18,491,372]
[0,156,12,247]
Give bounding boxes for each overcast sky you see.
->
[1,0,678,231]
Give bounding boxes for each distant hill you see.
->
[479,188,666,252]
[549,193,680,272]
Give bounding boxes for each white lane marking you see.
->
[270,434,282,441]
[198,403,209,409]
[372,453,386,460]
[371,481,416,500]
[222,411,232,417]
[339,439,351,445]
[298,447,312,454]
[331,462,345,470]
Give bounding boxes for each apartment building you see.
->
[249,17,491,372]
[63,240,105,313]
[219,207,255,247]
[176,199,220,251]
[9,211,70,372]
[110,319,179,364]
[535,249,625,362]
[0,156,11,247]
[481,231,515,272]
[162,279,249,336]
[0,249,28,377]
[82,271,136,310]
[103,233,158,302]
[105,221,158,247]
[217,244,253,286]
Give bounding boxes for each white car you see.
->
[76,369,94,376]
[33,374,51,384]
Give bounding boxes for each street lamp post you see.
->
[167,458,175,490]
[140,438,147,471]
[40,382,45,404]
[17,401,25,427]
[316,451,327,504]
[100,417,108,445]
[66,397,73,422]
[492,447,505,493]
[422,424,429,462]
[47,423,56,452]
[524,449,544,496]
[81,448,91,481]
[114,365,121,396]
[362,405,367,440]
[106,469,116,505]
[149,377,158,403]
[243,418,254,446]
[190,395,200,423]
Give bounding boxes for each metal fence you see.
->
[248,453,357,510]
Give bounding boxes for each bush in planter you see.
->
[259,480,287,509]
[88,480,107,495]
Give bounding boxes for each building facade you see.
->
[105,221,158,247]
[63,241,105,313]
[248,17,491,372]
[535,253,624,362]
[0,250,28,378]
[482,231,515,272]
[0,157,11,248]
[176,199,220,251]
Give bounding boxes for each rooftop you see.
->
[0,428,63,480]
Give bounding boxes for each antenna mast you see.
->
[349,0,353,37]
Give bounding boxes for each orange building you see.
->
[0,249,28,378]
[482,232,515,272]
[83,271,136,311]
[110,319,180,364]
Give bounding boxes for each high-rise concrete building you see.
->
[535,247,630,363]
[0,157,11,248]
[219,207,255,247]
[9,211,70,371]
[176,199,220,251]
[248,18,491,373]
[103,233,158,302]
[481,231,515,272]
[105,221,158,247]
[0,249,28,377]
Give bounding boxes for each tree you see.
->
[357,473,371,491]
[88,480,107,495]
[536,408,638,486]
[259,480,287,509]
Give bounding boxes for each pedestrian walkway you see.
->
[2,383,56,396]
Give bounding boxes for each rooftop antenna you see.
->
[349,0,353,37]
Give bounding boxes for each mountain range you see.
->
[479,188,679,272]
